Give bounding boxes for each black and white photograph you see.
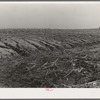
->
[1,1,100,88]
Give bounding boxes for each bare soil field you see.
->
[0,28,100,88]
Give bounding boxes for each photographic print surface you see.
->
[0,2,100,88]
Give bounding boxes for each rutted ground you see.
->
[0,29,100,87]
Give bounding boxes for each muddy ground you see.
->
[0,29,100,87]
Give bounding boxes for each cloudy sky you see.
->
[0,2,100,29]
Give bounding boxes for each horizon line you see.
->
[0,27,99,30]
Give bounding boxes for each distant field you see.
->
[0,29,100,87]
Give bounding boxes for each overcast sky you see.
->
[0,2,100,29]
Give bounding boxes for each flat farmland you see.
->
[0,29,100,87]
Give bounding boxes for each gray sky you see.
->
[0,2,100,29]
